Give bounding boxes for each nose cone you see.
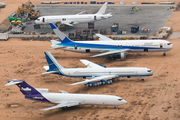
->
[35,20,38,24]
[170,44,173,49]
[122,100,127,104]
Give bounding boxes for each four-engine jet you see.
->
[42,52,153,87]
[49,23,173,60]
[35,2,112,26]
[5,80,127,111]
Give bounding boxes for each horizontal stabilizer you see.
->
[5,79,23,86]
[41,71,59,75]
[76,11,85,15]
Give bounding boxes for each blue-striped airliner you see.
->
[42,52,153,87]
[49,23,173,60]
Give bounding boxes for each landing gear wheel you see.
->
[163,53,166,56]
[141,79,144,82]
[113,105,117,108]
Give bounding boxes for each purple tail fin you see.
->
[6,80,41,95]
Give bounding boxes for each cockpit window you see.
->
[118,99,123,101]
[37,19,40,21]
[147,70,152,72]
[167,43,172,45]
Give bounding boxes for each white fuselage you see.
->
[35,14,111,25]
[41,93,126,106]
[58,67,152,78]
[56,40,172,53]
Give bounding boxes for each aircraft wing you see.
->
[90,49,130,58]
[96,34,114,41]
[41,102,79,111]
[61,21,74,26]
[80,59,104,68]
[69,75,117,85]
[76,11,85,15]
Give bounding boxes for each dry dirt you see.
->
[0,0,180,120]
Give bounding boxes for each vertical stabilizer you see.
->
[5,79,41,95]
[44,52,65,72]
[49,23,73,43]
[96,2,108,14]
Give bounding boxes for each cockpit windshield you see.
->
[37,19,40,21]
[147,70,152,72]
[167,43,172,45]
[118,99,123,101]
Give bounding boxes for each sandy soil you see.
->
[0,37,180,120]
[0,0,180,120]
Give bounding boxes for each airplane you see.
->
[49,23,173,60]
[42,51,153,87]
[5,79,127,111]
[35,2,112,26]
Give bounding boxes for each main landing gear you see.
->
[113,105,117,108]
[141,79,144,82]
[163,52,166,56]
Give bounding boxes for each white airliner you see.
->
[5,80,127,111]
[35,2,112,26]
[42,52,153,87]
[49,23,173,60]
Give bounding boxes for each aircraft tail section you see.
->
[96,2,107,14]
[49,23,73,44]
[44,52,65,73]
[5,79,41,96]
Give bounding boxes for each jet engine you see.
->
[120,52,126,60]
[106,80,112,85]
[99,80,107,85]
[93,83,99,87]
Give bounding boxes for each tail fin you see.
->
[5,79,41,96]
[44,51,65,72]
[49,23,73,43]
[96,2,108,14]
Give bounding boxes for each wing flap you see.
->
[90,49,130,58]
[80,60,104,68]
[69,75,117,85]
[41,102,79,111]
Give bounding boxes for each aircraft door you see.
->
[42,18,45,22]
[74,45,77,49]
[144,48,148,52]
[94,16,97,20]
[160,43,163,48]
[118,45,122,49]
[86,49,90,53]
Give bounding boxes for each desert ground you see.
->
[0,0,180,120]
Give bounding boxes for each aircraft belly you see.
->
[64,47,106,53]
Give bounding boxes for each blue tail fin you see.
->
[49,23,73,43]
[5,79,40,96]
[44,51,65,72]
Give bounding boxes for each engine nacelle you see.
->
[99,80,107,85]
[106,80,112,85]
[120,52,126,60]
[85,82,94,87]
[93,83,99,87]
